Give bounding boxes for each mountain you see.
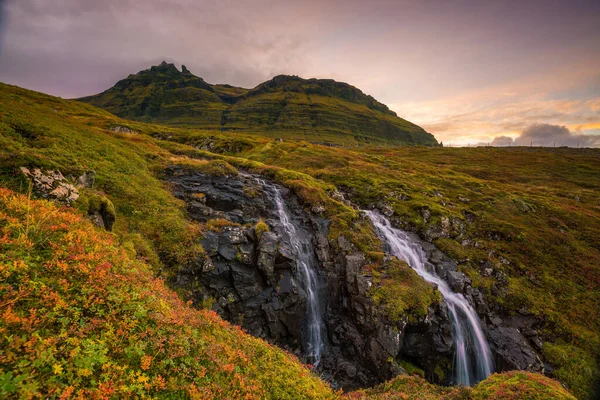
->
[78,62,438,146]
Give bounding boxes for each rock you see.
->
[488,326,544,373]
[311,204,326,214]
[221,227,247,245]
[218,243,237,261]
[257,231,278,282]
[447,271,470,293]
[338,361,357,378]
[201,231,219,256]
[315,232,330,263]
[89,214,105,230]
[355,274,373,296]
[345,253,366,288]
[381,204,394,217]
[231,263,264,300]
[20,167,80,205]
[458,196,470,203]
[338,236,356,253]
[110,125,135,133]
[377,325,402,357]
[422,208,431,223]
[513,198,536,213]
[331,190,345,202]
[77,170,95,188]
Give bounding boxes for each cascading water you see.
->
[366,210,494,386]
[258,178,326,367]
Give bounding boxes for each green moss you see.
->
[370,258,440,323]
[398,359,425,378]
[254,219,269,240]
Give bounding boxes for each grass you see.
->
[0,81,597,398]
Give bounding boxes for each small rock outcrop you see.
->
[110,125,135,134]
[77,170,96,189]
[20,167,79,205]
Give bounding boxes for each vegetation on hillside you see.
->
[78,62,438,147]
[0,188,336,399]
[0,82,595,398]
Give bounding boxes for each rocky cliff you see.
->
[164,167,548,391]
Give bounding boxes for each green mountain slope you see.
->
[78,62,438,146]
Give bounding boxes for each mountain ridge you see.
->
[78,62,438,146]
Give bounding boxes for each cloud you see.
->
[480,124,600,148]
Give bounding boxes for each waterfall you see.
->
[366,210,493,386]
[259,178,326,367]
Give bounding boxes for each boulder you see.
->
[257,231,278,282]
[488,326,544,373]
[447,271,470,293]
[77,170,95,189]
[20,167,79,205]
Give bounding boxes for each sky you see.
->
[0,0,599,146]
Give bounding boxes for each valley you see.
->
[0,79,598,399]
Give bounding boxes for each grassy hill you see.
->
[0,82,595,398]
[78,62,438,147]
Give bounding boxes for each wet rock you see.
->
[447,271,470,293]
[256,231,278,282]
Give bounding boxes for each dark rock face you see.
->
[166,168,410,390]
[488,326,544,372]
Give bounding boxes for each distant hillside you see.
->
[78,62,438,146]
